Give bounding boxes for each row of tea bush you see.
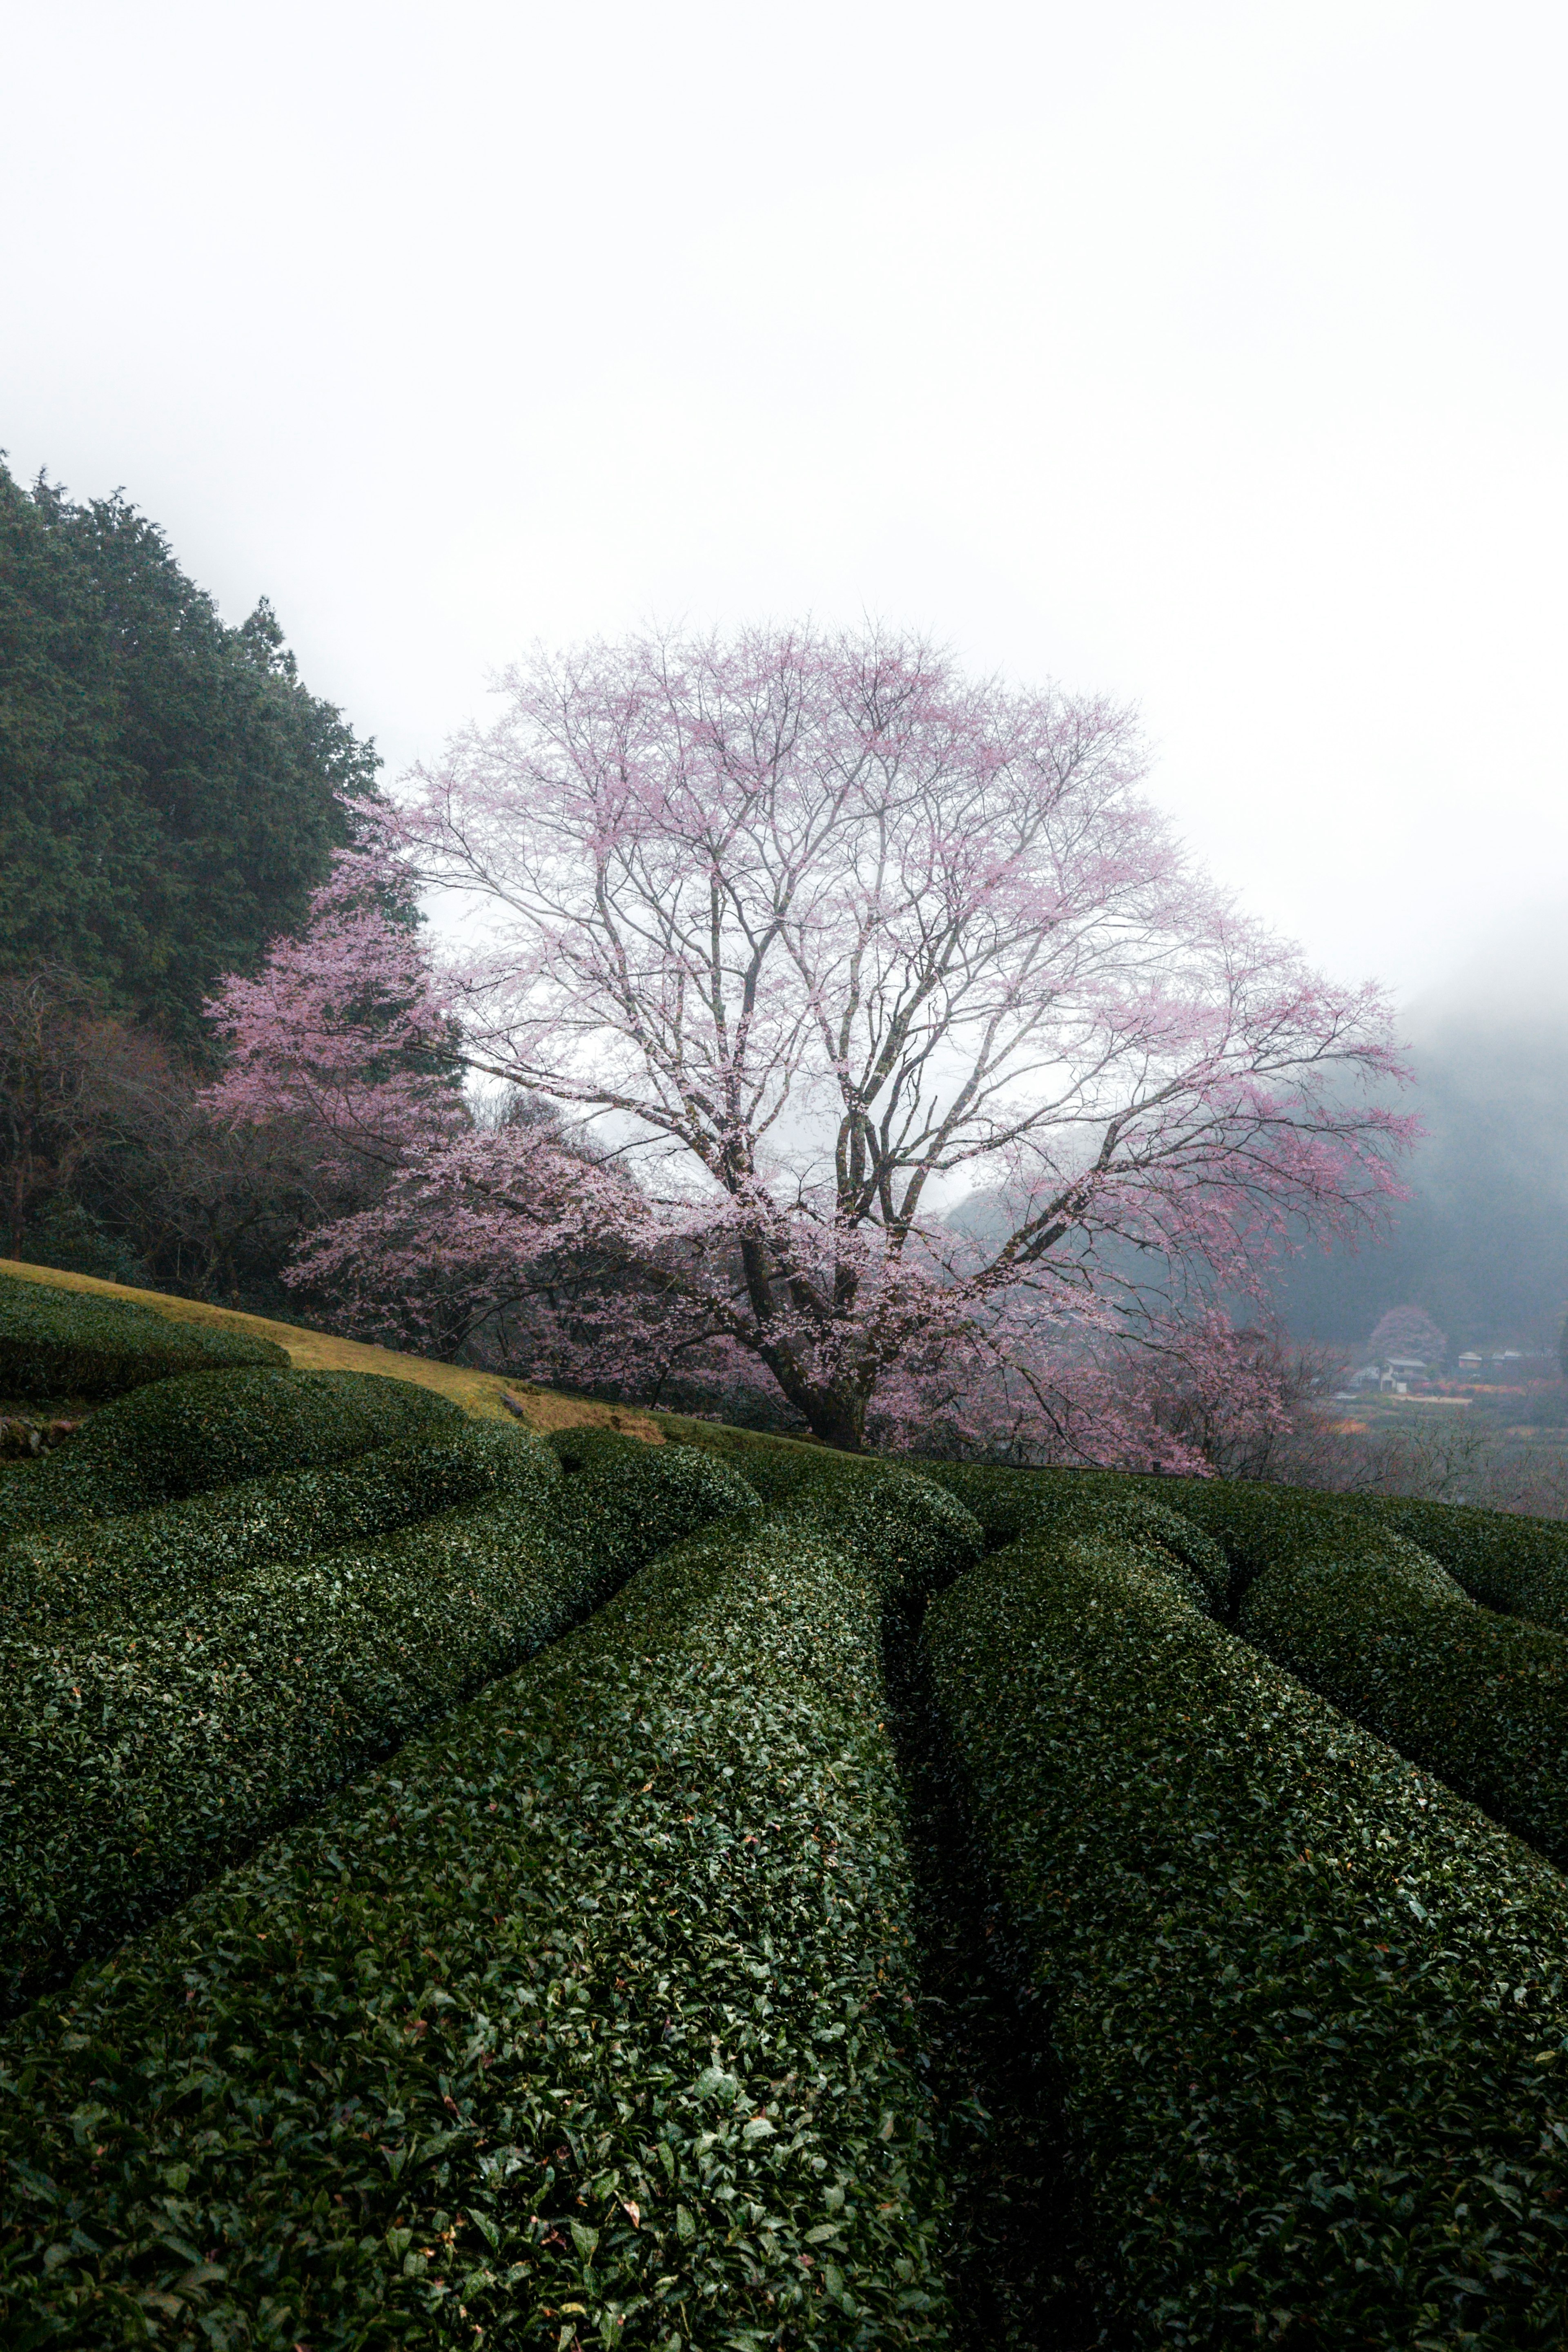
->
[1,1371,760,2013]
[7,1273,1568,2346]
[1102,1473,1568,1873]
[664,1423,1568,2344]
[0,1432,983,2346]
[926,1509,1568,2346]
[0,1273,288,1402]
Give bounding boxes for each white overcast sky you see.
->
[3,0,1564,1006]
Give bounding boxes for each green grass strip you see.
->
[0,1439,758,2013]
[0,1472,981,2349]
[925,1530,1568,2349]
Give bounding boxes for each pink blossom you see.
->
[209,627,1415,1451]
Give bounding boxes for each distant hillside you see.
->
[1270,938,1568,1354]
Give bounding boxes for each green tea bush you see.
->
[1351,1492,1568,1634]
[926,1529,1568,2348]
[1236,1515,1568,1869]
[648,1420,1065,1542]
[0,1272,286,1400]
[644,1417,860,1509]
[1129,1471,1568,1642]
[546,1429,987,1596]
[771,1458,990,1598]
[1115,1471,1568,1867]
[0,1368,463,1537]
[0,1469,982,2347]
[0,1439,760,2011]
[923,1460,1228,1604]
[546,1425,772,1556]
[544,1431,775,1603]
[1124,1470,1352,1605]
[646,1410,820,1458]
[911,1459,1068,1546]
[546,1424,659,1473]
[0,1424,526,1634]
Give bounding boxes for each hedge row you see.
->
[0,1436,759,2013]
[905,1458,1065,1547]
[645,1421,1230,1608]
[0,1425,526,1635]
[923,1459,1230,1605]
[1118,1471,1568,1650]
[1234,1507,1568,1871]
[0,1273,286,1402]
[1114,1469,1568,1871]
[926,1524,1568,2348]
[0,1467,983,2348]
[642,1418,862,1510]
[1129,1470,1568,1645]
[0,1369,462,1537]
[1117,1470,1352,1605]
[1351,1491,1568,1635]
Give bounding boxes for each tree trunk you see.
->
[737,1235,875,1451]
[795,1386,869,1453]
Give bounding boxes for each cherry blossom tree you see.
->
[873,1306,1316,1478]
[205,631,1415,1448]
[352,624,1414,1449]
[1367,1304,1447,1368]
[203,834,655,1356]
[204,834,462,1182]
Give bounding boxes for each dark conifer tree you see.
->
[0,462,379,1044]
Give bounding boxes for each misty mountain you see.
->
[1272,934,1568,1353]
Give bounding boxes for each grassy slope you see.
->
[0,1258,666,1441]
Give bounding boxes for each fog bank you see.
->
[1273,910,1568,1353]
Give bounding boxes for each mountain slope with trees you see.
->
[1271,954,1568,1354]
[0,461,378,1043]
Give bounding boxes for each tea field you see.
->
[2,1268,1567,2349]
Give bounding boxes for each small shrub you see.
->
[0,1270,286,1400]
[1105,1471,1568,1869]
[1150,1469,1568,1644]
[773,1456,999,1600]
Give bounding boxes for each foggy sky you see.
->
[1272,914,1568,1351]
[2,1,1565,1005]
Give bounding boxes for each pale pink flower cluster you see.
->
[204,628,1414,1457]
